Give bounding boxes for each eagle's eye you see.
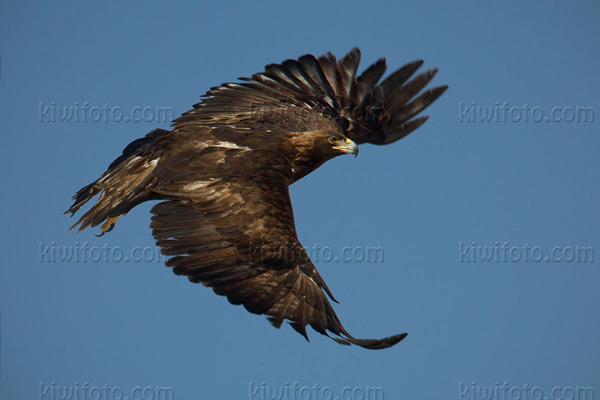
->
[328,136,338,144]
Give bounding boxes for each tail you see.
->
[66,128,169,234]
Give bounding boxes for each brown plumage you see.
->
[66,48,447,349]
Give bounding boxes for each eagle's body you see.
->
[67,48,447,349]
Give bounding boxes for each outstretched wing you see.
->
[174,47,447,146]
[150,138,406,349]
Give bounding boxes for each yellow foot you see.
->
[100,216,121,234]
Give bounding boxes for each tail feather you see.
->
[66,128,169,233]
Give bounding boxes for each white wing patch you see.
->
[182,179,216,191]
[213,141,251,151]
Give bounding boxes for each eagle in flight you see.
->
[67,48,447,350]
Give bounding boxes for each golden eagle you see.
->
[67,48,447,349]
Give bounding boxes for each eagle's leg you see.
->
[96,216,121,237]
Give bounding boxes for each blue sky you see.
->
[1,1,599,399]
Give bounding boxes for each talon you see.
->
[100,216,121,234]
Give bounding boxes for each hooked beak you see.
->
[333,138,359,158]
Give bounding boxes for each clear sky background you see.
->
[1,1,599,399]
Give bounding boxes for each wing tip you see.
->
[337,331,408,350]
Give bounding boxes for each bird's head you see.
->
[324,134,359,158]
[285,130,359,181]
[293,131,358,161]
